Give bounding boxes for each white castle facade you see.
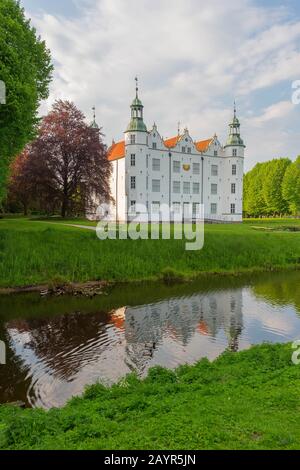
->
[106,83,245,223]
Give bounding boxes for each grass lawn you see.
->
[0,343,299,450]
[0,217,300,288]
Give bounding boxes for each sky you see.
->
[21,0,300,171]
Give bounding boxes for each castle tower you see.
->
[224,102,245,157]
[125,77,148,146]
[223,103,245,221]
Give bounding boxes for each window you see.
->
[183,182,190,194]
[231,183,236,194]
[193,182,200,194]
[130,154,136,167]
[232,149,237,157]
[214,150,218,157]
[146,176,149,190]
[130,153,135,166]
[182,146,186,153]
[211,183,218,195]
[232,164,237,176]
[173,181,181,194]
[187,147,191,154]
[193,163,200,175]
[151,201,160,214]
[152,179,160,192]
[211,203,217,215]
[146,155,149,169]
[173,161,180,173]
[130,135,136,145]
[152,158,160,171]
[231,203,236,214]
[130,176,136,189]
[193,203,200,216]
[130,200,136,213]
[152,142,157,150]
[211,165,218,176]
[173,202,181,214]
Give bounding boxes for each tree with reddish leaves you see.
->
[9,100,112,217]
[7,148,32,215]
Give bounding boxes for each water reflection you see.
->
[0,271,300,409]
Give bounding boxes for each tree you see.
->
[0,0,53,203]
[7,148,32,215]
[243,163,268,217]
[282,156,300,215]
[12,100,112,217]
[262,158,291,216]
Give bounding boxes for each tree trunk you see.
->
[61,198,67,218]
[23,202,28,216]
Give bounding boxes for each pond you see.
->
[0,271,300,409]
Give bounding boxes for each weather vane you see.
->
[135,76,138,97]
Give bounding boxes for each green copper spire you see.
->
[90,106,99,129]
[225,101,245,147]
[126,77,147,133]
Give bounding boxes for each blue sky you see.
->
[21,0,300,170]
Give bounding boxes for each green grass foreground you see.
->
[0,343,299,450]
[0,218,300,287]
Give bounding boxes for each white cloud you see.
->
[24,0,300,170]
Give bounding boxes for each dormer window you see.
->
[187,147,191,154]
[182,147,186,153]
[152,142,157,150]
[214,151,218,157]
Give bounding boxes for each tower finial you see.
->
[234,100,236,118]
[135,76,138,98]
[178,121,181,136]
[92,106,96,121]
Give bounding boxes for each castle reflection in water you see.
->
[122,290,243,372]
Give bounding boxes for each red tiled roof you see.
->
[108,141,125,161]
[195,139,213,152]
[197,320,209,336]
[107,136,213,161]
[164,136,181,148]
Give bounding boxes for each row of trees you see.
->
[6,101,112,217]
[244,157,300,217]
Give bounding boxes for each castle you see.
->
[106,80,245,223]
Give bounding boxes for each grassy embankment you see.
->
[0,343,299,450]
[0,218,300,288]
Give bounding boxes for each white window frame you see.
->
[173,161,180,173]
[183,182,190,194]
[193,182,200,194]
[130,200,136,214]
[130,154,136,167]
[130,176,136,190]
[151,201,160,214]
[152,158,160,171]
[152,179,160,193]
[211,165,218,177]
[211,203,217,215]
[193,163,200,175]
[173,181,181,194]
[211,183,218,195]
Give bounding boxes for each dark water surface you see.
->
[0,271,300,409]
